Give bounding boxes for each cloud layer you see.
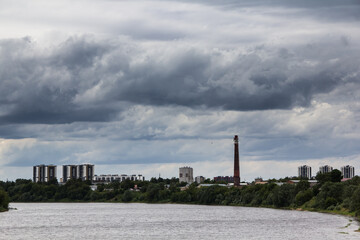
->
[0,0,360,180]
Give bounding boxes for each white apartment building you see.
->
[298,165,312,179]
[341,165,355,179]
[319,165,333,174]
[179,166,194,184]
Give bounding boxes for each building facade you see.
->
[93,174,145,183]
[62,165,78,182]
[179,166,193,184]
[298,165,312,179]
[214,176,234,183]
[33,164,57,183]
[62,164,95,183]
[341,165,355,179]
[319,165,333,174]
[78,164,95,181]
[195,176,205,184]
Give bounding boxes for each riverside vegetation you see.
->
[0,188,9,212]
[1,170,360,221]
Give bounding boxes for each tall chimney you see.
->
[234,135,240,186]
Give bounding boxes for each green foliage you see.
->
[295,180,310,193]
[0,189,9,211]
[330,169,342,183]
[273,184,296,207]
[171,191,191,203]
[2,176,360,217]
[295,189,313,206]
[122,190,133,202]
[316,169,342,186]
[349,187,360,212]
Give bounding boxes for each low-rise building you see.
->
[214,176,234,183]
[254,178,268,185]
[93,174,145,183]
[287,179,318,187]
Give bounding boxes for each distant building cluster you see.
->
[93,174,145,183]
[33,164,145,184]
[298,165,355,179]
[62,164,94,183]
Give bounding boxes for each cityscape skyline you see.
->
[1,0,360,182]
[28,162,357,184]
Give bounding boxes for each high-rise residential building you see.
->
[319,165,333,174]
[179,166,193,184]
[298,165,312,179]
[33,164,57,183]
[341,165,355,179]
[77,164,95,181]
[62,164,94,183]
[62,165,78,182]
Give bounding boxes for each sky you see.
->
[0,0,360,181]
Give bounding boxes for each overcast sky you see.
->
[1,0,360,181]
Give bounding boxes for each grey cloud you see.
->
[0,35,359,126]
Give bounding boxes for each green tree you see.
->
[295,180,310,194]
[0,189,9,211]
[273,184,296,207]
[122,190,133,202]
[295,189,313,206]
[330,169,342,183]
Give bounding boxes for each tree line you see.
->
[1,170,360,218]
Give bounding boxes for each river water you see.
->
[0,203,359,239]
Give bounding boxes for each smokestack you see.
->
[234,135,240,186]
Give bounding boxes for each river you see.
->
[0,203,358,239]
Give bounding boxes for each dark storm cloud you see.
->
[188,0,360,21]
[0,35,359,126]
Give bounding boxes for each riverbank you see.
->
[2,177,360,226]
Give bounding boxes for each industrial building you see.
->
[179,166,193,184]
[61,164,94,183]
[93,174,145,183]
[33,164,57,183]
[319,165,333,174]
[233,135,240,186]
[341,165,355,179]
[298,165,312,179]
